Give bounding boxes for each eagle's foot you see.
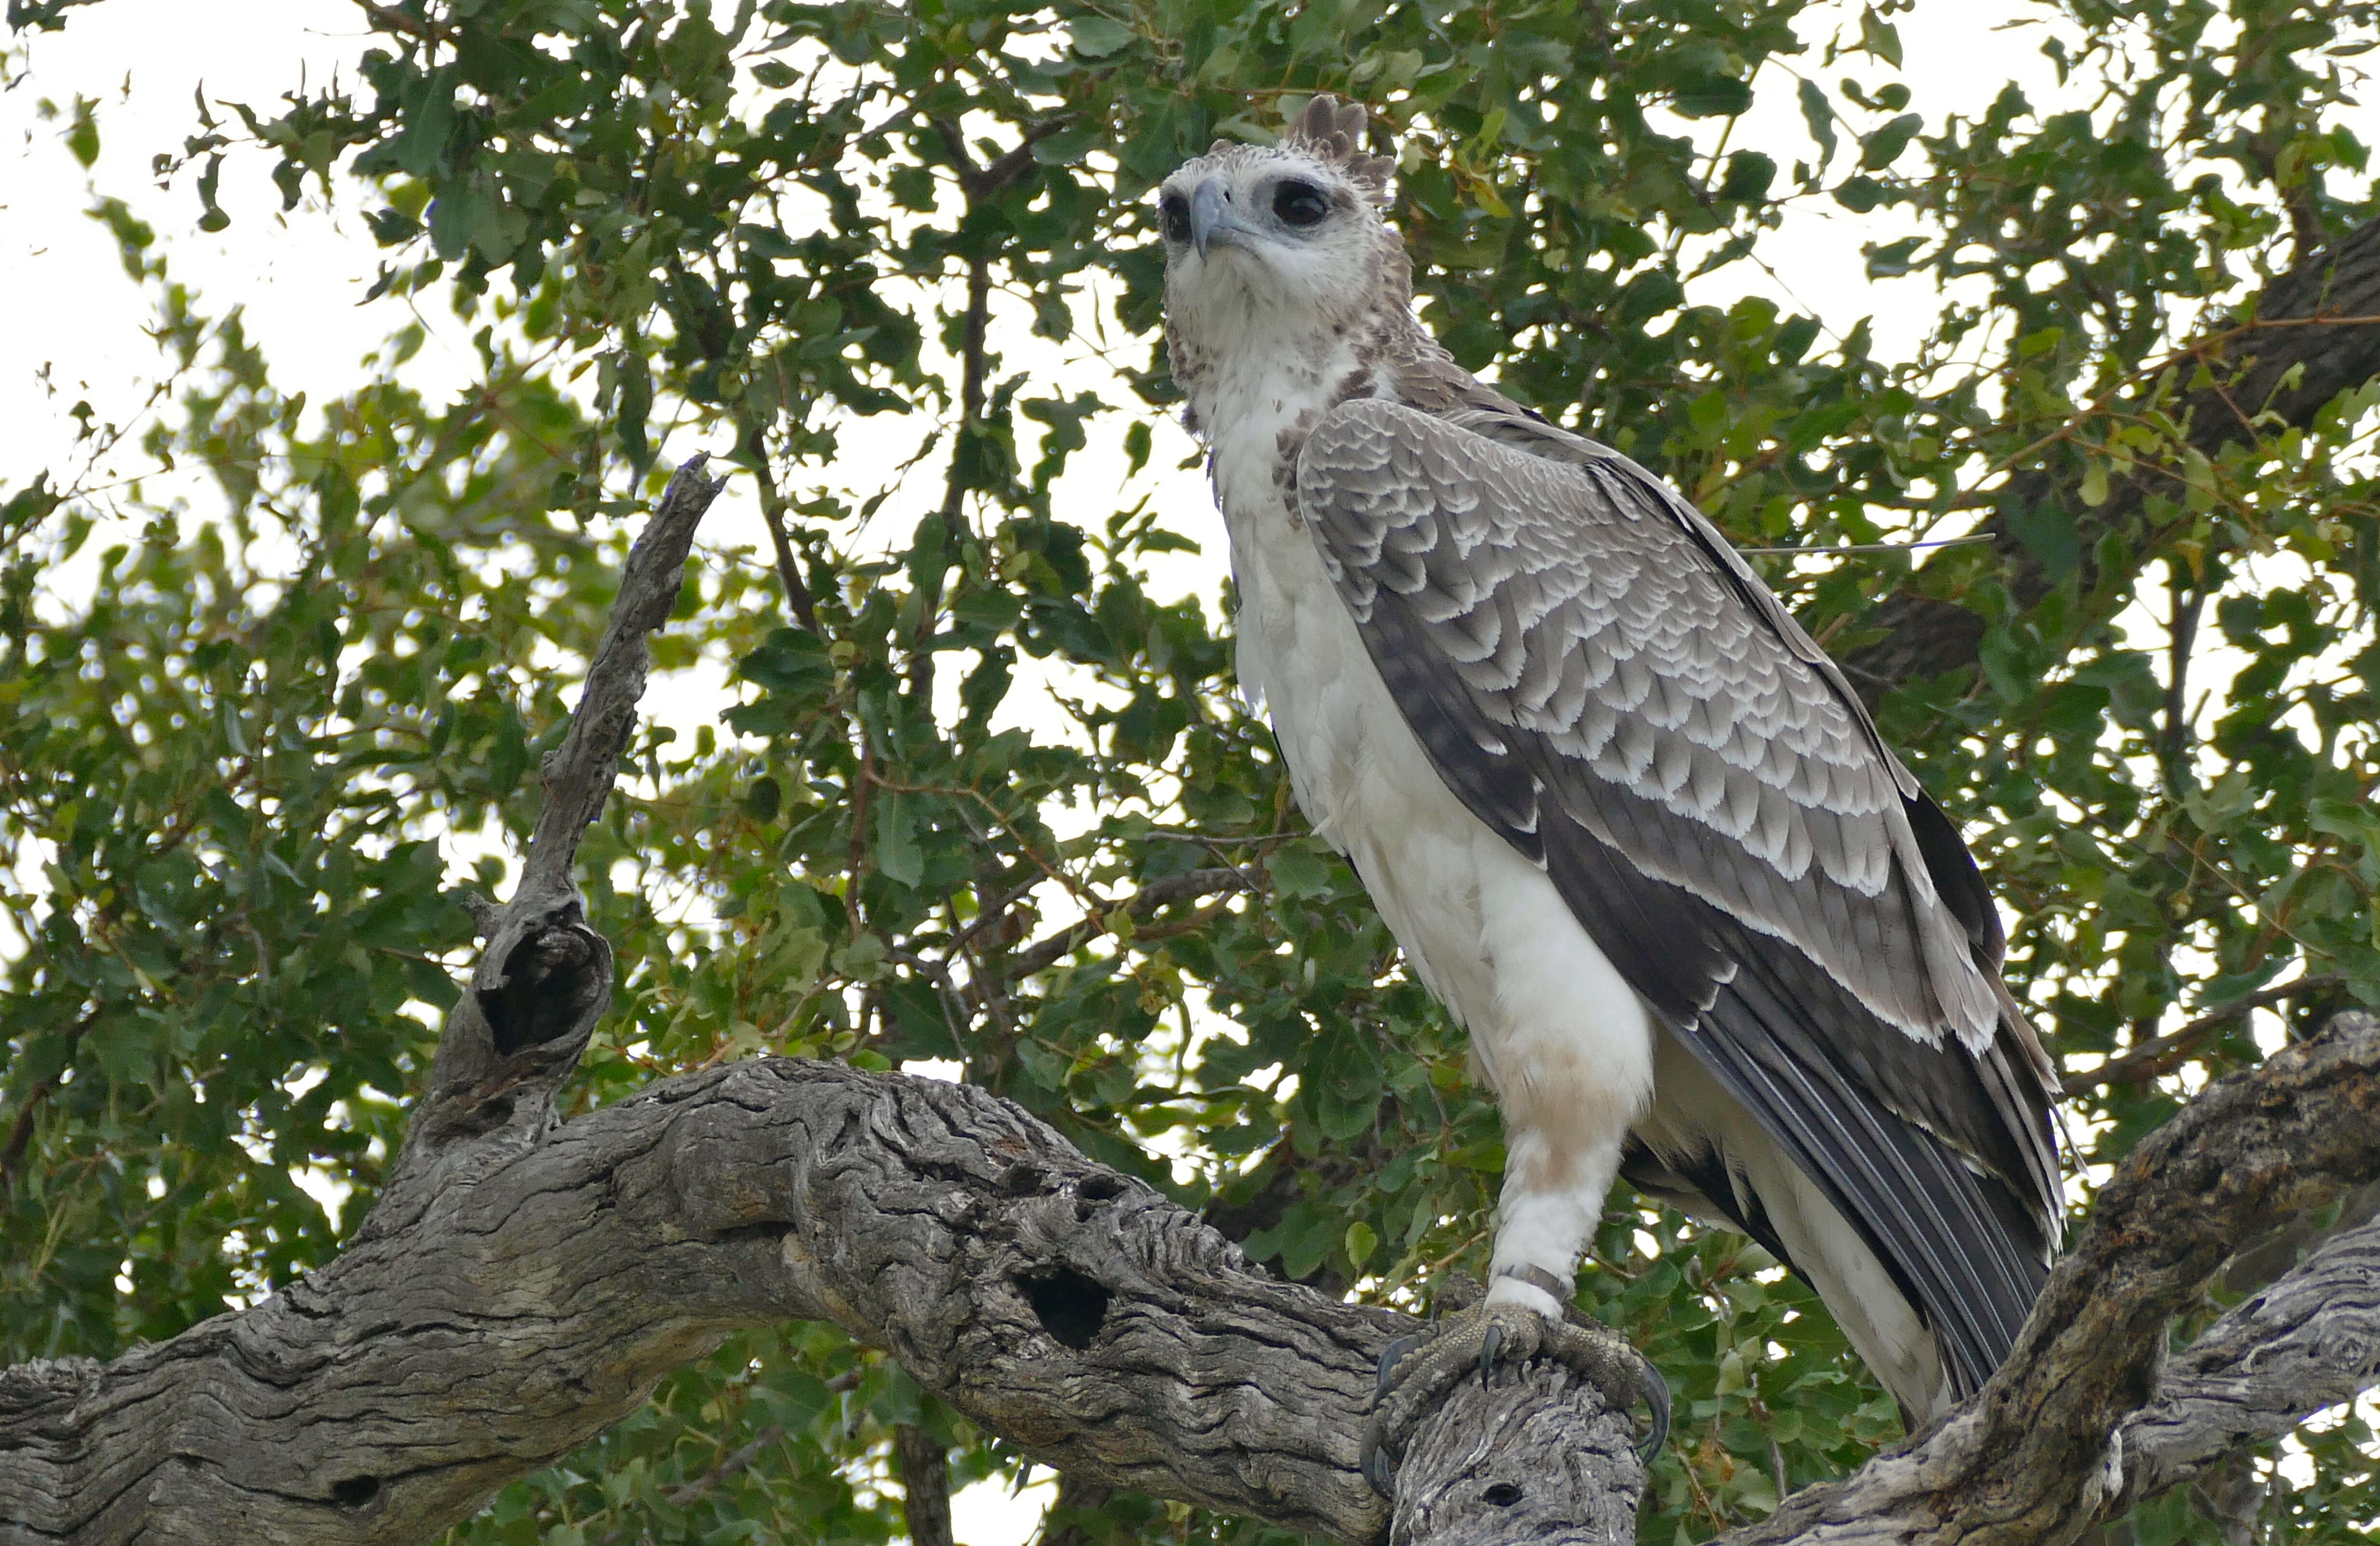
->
[1359,1294,1668,1499]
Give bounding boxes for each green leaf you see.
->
[65,97,99,168]
[737,628,835,707]
[1864,236,1922,277]
[2079,457,2111,508]
[874,791,924,888]
[1860,112,1923,171]
[2004,497,2081,578]
[1833,176,1887,212]
[1858,8,1904,67]
[1720,150,1777,202]
[1070,16,1134,57]
[488,700,529,796]
[1797,78,1839,165]
[1265,844,1332,898]
[1673,71,1754,120]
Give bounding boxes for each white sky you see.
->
[3,0,2370,1538]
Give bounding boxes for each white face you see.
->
[1156,149,1381,330]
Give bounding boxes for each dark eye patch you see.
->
[1159,192,1191,244]
[1273,179,1330,227]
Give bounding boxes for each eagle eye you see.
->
[1159,192,1191,244]
[1273,179,1330,227]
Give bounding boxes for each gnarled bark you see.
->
[0,1044,1641,1543]
[4,1009,2373,1546]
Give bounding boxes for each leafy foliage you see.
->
[3,1,2376,1542]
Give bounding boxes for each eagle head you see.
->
[1158,95,1417,424]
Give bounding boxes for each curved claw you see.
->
[1375,1332,1426,1400]
[1363,1333,1428,1499]
[1633,1354,1671,1461]
[1360,1413,1398,1499]
[1365,1304,1668,1499]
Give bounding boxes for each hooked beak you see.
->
[1190,177,1259,259]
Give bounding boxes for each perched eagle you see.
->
[1158,96,2062,1470]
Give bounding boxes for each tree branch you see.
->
[9,997,2371,1546]
[999,867,1255,984]
[737,411,822,631]
[375,454,725,1215]
[2115,1204,2380,1510]
[0,1055,1636,1545]
[594,1423,787,1546]
[2063,974,2347,1095]
[895,1424,956,1546]
[1844,217,2380,702]
[925,115,1076,204]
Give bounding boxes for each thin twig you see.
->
[1001,868,1254,983]
[2064,974,2347,1095]
[925,114,1077,203]
[1737,534,1995,556]
[738,413,820,631]
[593,1424,789,1546]
[354,0,449,43]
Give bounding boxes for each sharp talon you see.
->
[1637,1359,1671,1461]
[1375,1332,1425,1401]
[1362,1305,1663,1496]
[1361,1417,1396,1499]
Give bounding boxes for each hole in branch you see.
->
[1019,1267,1111,1350]
[480,922,603,1055]
[1481,1480,1523,1507]
[329,1476,381,1508]
[1076,1171,1125,1202]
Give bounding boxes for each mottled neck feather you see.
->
[1168,220,1569,465]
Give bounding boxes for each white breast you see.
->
[1208,378,1658,1307]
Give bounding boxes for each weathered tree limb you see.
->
[376,452,726,1219]
[1,988,2373,1546]
[2114,1201,2380,1510]
[0,1053,1640,1545]
[1844,217,2380,701]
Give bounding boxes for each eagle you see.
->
[1157,96,2062,1483]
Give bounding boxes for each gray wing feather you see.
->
[1306,398,1993,1044]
